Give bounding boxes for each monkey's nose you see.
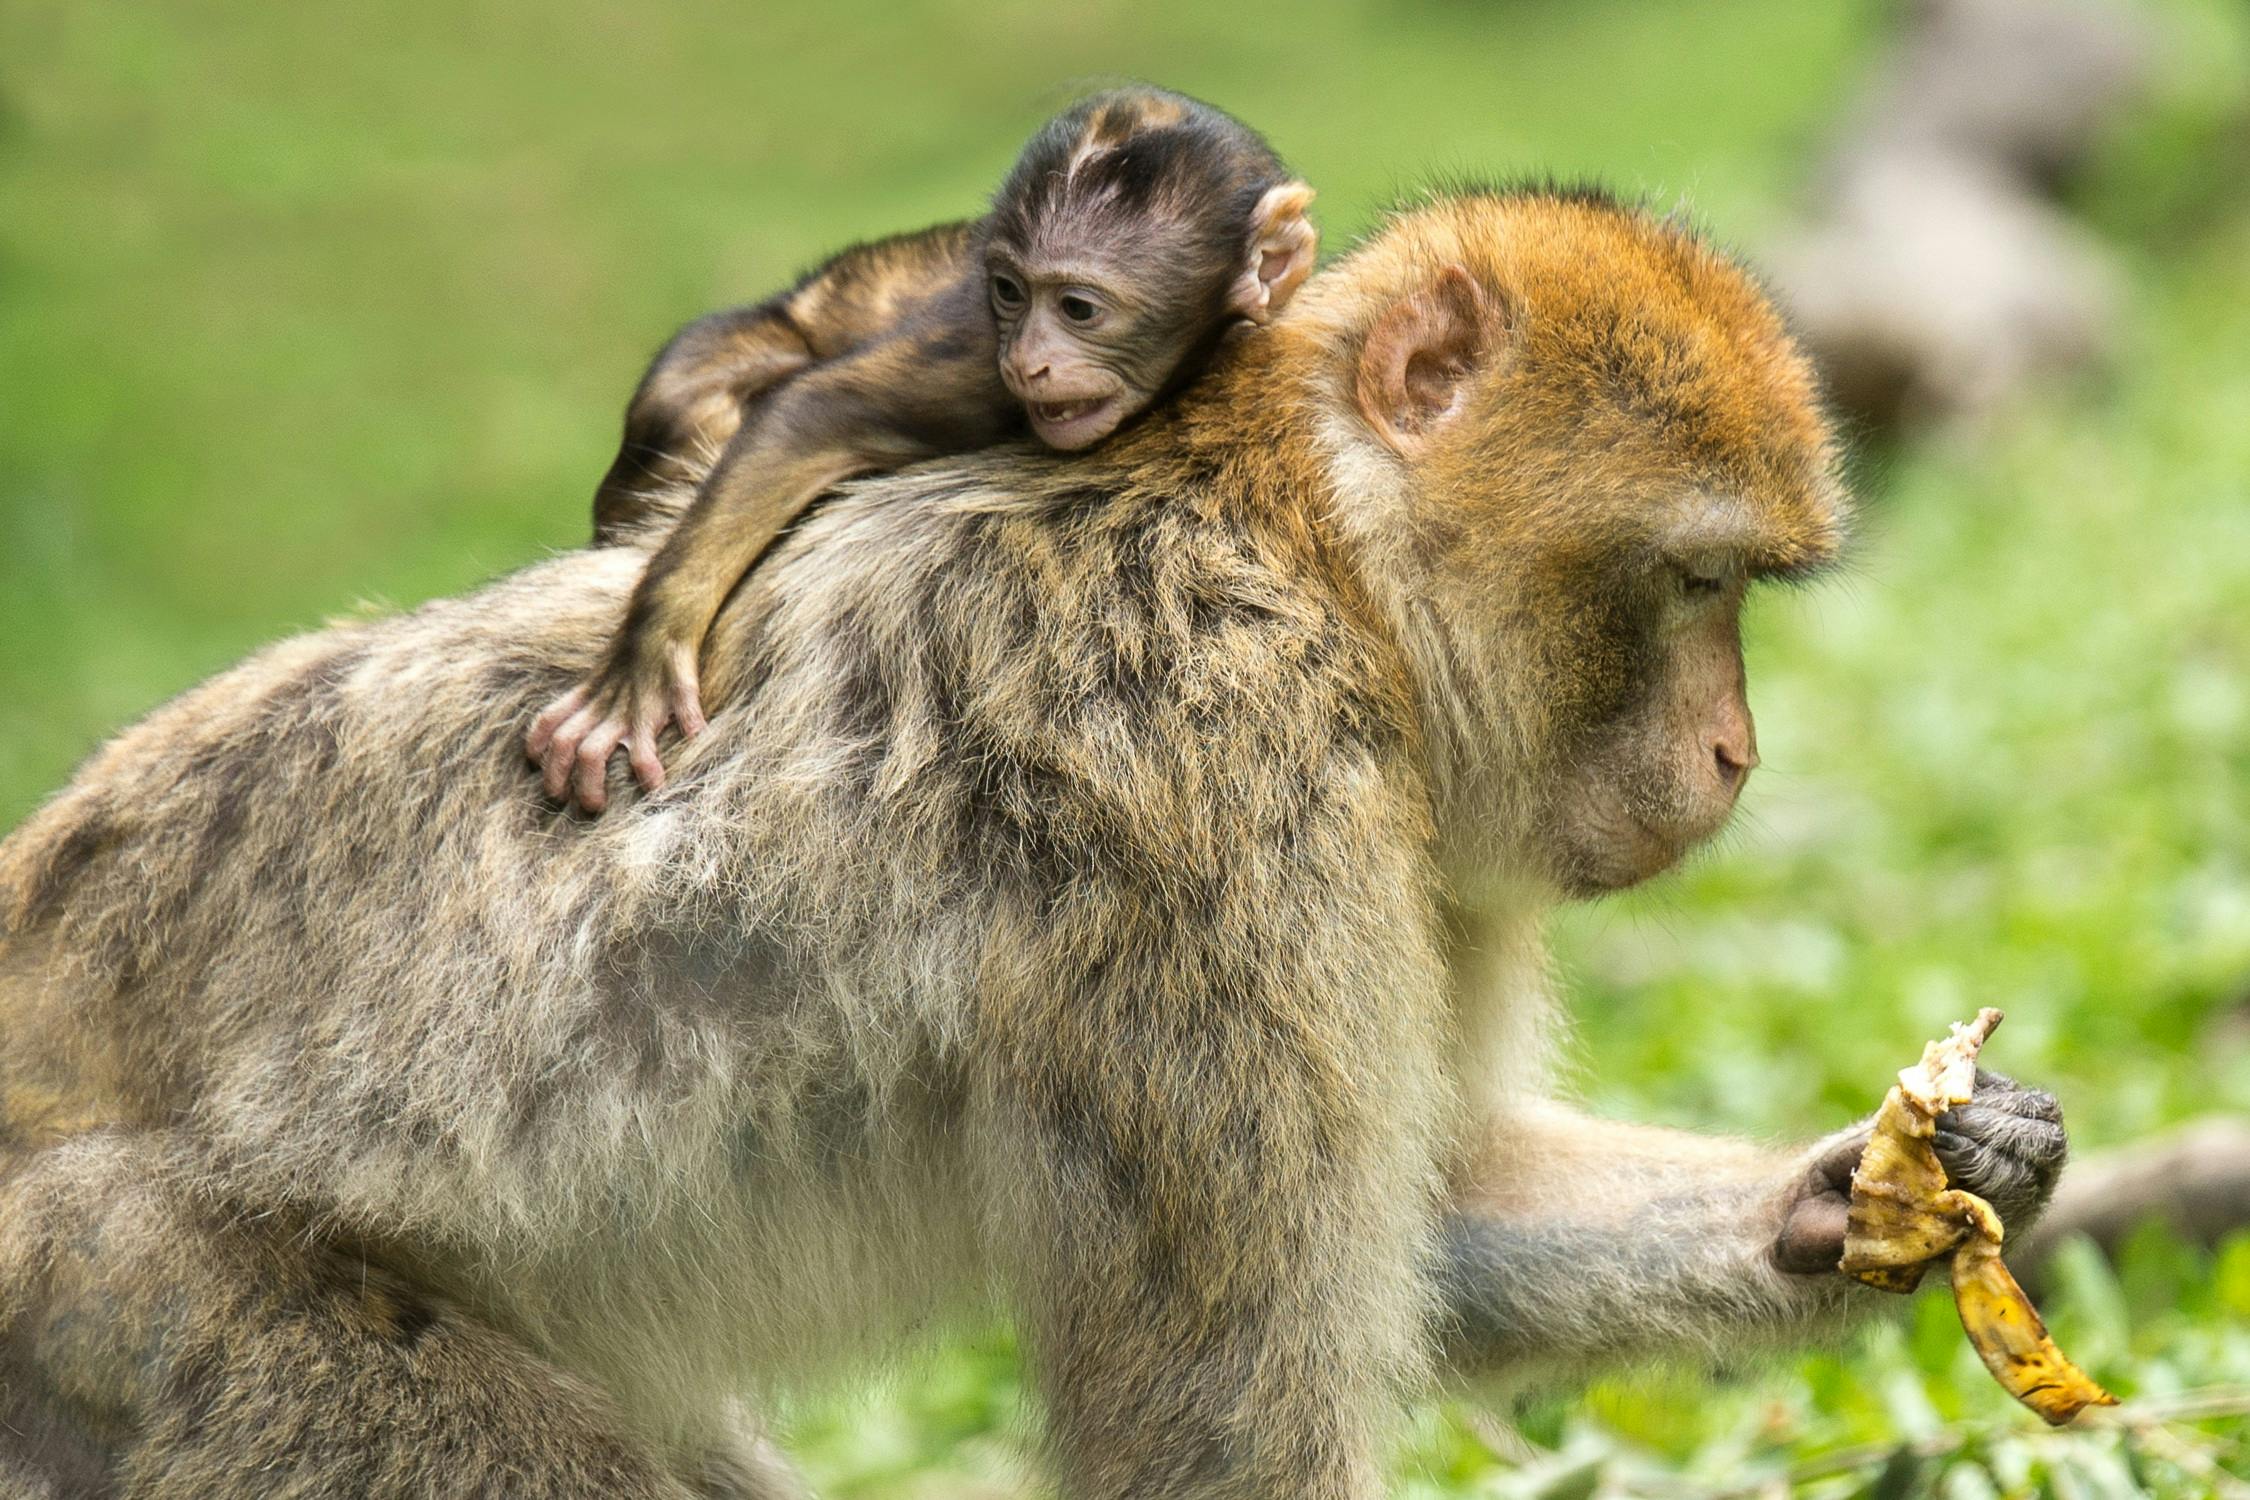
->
[1712,734,1757,793]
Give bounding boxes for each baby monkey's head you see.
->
[985,88,1318,450]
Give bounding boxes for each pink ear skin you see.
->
[1352,265,1504,455]
[1228,182,1319,324]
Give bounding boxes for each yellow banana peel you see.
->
[1839,1007,2116,1426]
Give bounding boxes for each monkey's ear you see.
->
[1229,181,1318,324]
[1353,265,1502,456]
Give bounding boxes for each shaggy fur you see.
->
[0,190,2064,1498]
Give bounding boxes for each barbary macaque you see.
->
[0,188,2066,1499]
[535,87,1319,811]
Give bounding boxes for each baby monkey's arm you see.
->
[588,222,982,544]
[531,326,1011,812]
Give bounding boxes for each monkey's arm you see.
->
[1435,1107,1851,1376]
[535,333,1010,812]
[1437,1082,2067,1376]
[590,220,981,543]
[982,847,1450,1496]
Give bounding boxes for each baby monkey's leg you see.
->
[591,223,981,544]
[591,304,815,543]
[533,334,1005,813]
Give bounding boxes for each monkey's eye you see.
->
[1679,571,1726,597]
[1058,294,1101,325]
[990,275,1026,310]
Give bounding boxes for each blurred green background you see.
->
[4,0,2249,1493]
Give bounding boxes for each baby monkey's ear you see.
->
[1229,182,1319,324]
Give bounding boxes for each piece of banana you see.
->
[1839,1008,2116,1426]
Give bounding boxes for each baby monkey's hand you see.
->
[527,636,707,813]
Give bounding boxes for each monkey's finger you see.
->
[1807,1123,1871,1194]
[626,729,666,793]
[673,682,708,741]
[526,686,590,762]
[541,705,600,802]
[546,701,614,803]
[667,649,709,740]
[573,720,628,814]
[1774,1191,1850,1275]
[1968,1070,2066,1124]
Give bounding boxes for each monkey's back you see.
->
[0,448,1436,1260]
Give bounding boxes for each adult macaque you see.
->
[0,189,2065,1499]
[539,87,1318,811]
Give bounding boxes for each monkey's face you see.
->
[986,246,1182,451]
[1528,563,1762,894]
[1345,217,1844,897]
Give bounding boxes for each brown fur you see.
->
[0,190,2068,1496]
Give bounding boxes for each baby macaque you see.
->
[532,88,1319,811]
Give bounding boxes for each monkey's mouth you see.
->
[1028,395,1125,451]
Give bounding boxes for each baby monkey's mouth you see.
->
[1027,394,1127,451]
[1033,398,1104,423]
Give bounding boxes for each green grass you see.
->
[5,0,2249,1492]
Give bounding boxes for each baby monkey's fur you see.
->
[536,89,1317,811]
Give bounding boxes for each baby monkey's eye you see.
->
[1059,294,1100,325]
[990,275,1026,310]
[1679,571,1725,597]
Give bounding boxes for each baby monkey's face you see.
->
[984,181,1315,451]
[986,246,1182,451]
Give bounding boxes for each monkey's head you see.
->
[1313,190,1847,897]
[985,88,1318,451]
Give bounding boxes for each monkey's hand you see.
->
[1931,1068,2068,1230]
[1771,1069,2067,1276]
[526,635,708,814]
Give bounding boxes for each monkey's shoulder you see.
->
[758,468,1421,859]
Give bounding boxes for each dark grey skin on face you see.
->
[535,86,1319,814]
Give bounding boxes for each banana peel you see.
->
[1839,1007,2116,1426]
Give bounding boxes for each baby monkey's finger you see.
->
[626,727,666,794]
[527,685,589,763]
[572,718,629,814]
[542,703,603,802]
[671,679,708,742]
[658,643,707,741]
